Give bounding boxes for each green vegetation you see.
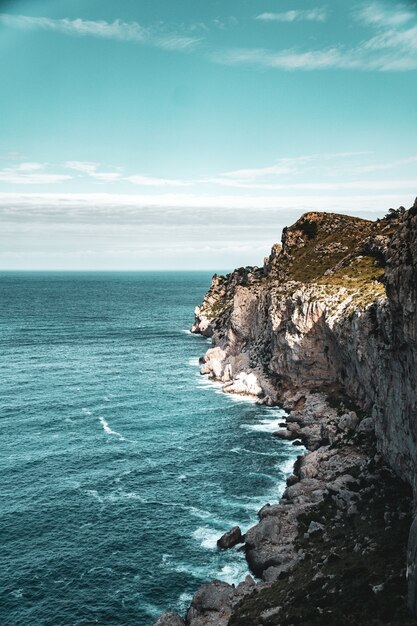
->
[283,215,374,283]
[299,219,318,240]
[205,300,231,321]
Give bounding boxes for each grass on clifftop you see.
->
[287,213,374,284]
[318,255,386,308]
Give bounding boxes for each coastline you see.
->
[155,364,414,626]
[154,204,417,625]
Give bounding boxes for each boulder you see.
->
[217,526,243,549]
[153,612,185,626]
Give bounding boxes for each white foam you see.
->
[217,561,249,586]
[279,457,298,475]
[241,418,283,433]
[81,408,92,415]
[98,416,125,441]
[197,377,223,391]
[163,553,249,588]
[188,358,200,366]
[226,392,258,404]
[187,506,224,524]
[178,592,193,612]
[192,526,220,549]
[181,329,193,335]
[231,446,279,457]
[86,489,103,504]
[178,474,187,481]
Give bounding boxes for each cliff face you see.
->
[193,206,417,488]
[154,202,417,626]
[190,202,417,619]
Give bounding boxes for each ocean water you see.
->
[0,272,300,626]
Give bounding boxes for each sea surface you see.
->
[0,272,300,626]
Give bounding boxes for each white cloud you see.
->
[209,179,417,192]
[0,191,412,213]
[65,162,193,186]
[125,175,194,187]
[211,47,359,71]
[354,155,417,173]
[17,162,45,171]
[357,3,415,28]
[218,152,370,182]
[65,161,122,182]
[212,2,417,71]
[0,14,201,51]
[0,163,71,185]
[256,9,327,23]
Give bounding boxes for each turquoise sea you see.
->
[0,272,299,626]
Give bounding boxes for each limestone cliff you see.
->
[155,202,417,626]
[192,202,417,619]
[193,206,417,489]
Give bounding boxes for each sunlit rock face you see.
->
[192,201,417,614]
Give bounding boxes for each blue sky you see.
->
[1,0,417,269]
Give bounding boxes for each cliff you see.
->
[156,201,417,626]
[193,206,417,488]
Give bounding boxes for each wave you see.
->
[230,446,280,457]
[240,418,283,433]
[178,592,193,612]
[218,561,250,586]
[98,416,125,441]
[279,457,298,475]
[226,393,258,404]
[188,358,200,366]
[162,554,249,587]
[192,526,220,550]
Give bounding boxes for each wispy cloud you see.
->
[125,175,193,187]
[357,3,415,28]
[353,155,417,173]
[211,47,356,71]
[212,2,417,71]
[65,161,193,187]
[66,161,122,182]
[214,152,371,184]
[0,191,410,214]
[256,9,327,23]
[0,163,71,185]
[0,14,201,51]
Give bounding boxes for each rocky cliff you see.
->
[155,201,417,625]
[193,205,417,490]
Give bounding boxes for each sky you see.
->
[1,0,417,270]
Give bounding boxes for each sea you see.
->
[0,272,300,626]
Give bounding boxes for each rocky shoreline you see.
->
[154,202,417,625]
[155,390,414,626]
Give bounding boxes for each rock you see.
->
[217,526,243,549]
[408,516,417,615]
[358,417,374,433]
[273,429,294,440]
[153,612,185,626]
[187,203,417,619]
[186,580,236,625]
[286,474,299,486]
[307,521,325,536]
[224,371,263,397]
